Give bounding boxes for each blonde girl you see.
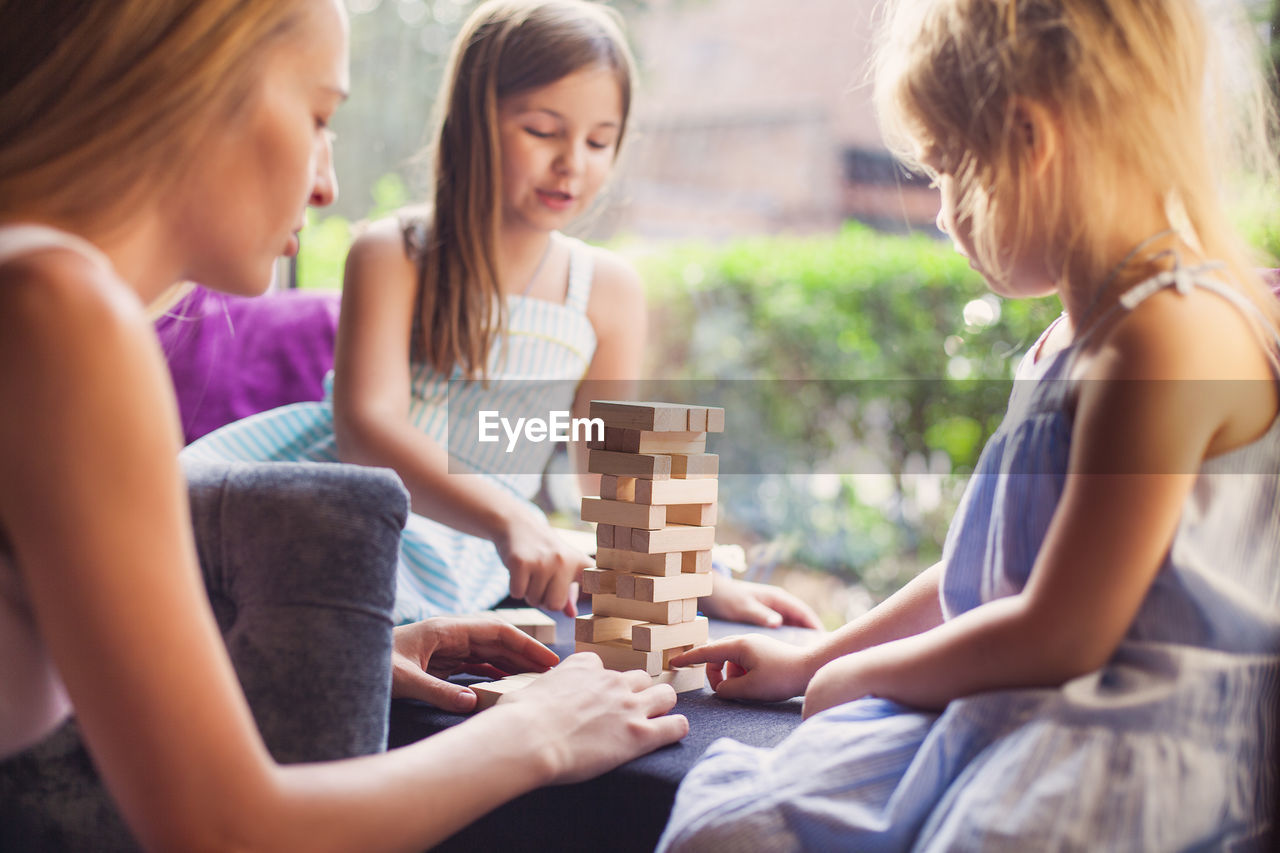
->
[0,1,686,848]
[660,0,1280,848]
[188,0,822,629]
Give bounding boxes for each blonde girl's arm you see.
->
[0,254,684,853]
[803,291,1278,717]
[331,219,590,614]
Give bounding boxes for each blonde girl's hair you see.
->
[408,0,636,380]
[0,0,306,233]
[874,0,1280,332]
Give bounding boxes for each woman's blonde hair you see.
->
[0,0,306,232]
[410,0,635,380]
[874,0,1280,329]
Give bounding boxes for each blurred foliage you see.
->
[636,223,1061,593]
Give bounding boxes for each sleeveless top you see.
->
[0,224,116,760]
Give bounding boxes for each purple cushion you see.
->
[155,286,340,444]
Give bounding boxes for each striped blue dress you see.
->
[184,234,597,622]
[659,268,1280,851]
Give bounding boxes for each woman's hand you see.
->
[493,512,591,617]
[497,653,688,785]
[668,634,818,702]
[392,617,560,712]
[700,573,824,629]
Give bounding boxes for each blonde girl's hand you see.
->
[667,634,818,702]
[391,617,561,712]
[700,573,824,629]
[494,512,591,617]
[498,653,688,785]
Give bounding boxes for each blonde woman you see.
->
[0,1,686,850]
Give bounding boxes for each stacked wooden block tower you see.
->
[576,400,725,692]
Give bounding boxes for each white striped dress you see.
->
[659,266,1280,851]
[184,234,597,622]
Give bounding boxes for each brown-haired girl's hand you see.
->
[495,653,688,785]
[668,634,820,703]
[494,512,591,617]
[700,574,824,630]
[391,617,560,712]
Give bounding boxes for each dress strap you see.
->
[563,236,595,314]
[0,224,114,272]
[1085,259,1280,375]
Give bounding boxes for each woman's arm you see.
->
[331,220,589,613]
[804,290,1278,716]
[0,255,685,852]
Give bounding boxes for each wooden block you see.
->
[589,401,689,432]
[582,567,619,595]
[663,645,695,668]
[682,550,712,573]
[614,572,637,600]
[592,593,689,624]
[604,428,707,455]
[595,547,681,577]
[651,663,706,693]
[600,474,637,502]
[489,608,557,644]
[705,407,725,432]
[631,616,709,651]
[596,523,614,549]
[671,453,718,479]
[472,674,538,711]
[575,638,663,675]
[631,523,716,554]
[687,406,707,432]
[622,571,713,602]
[574,614,641,643]
[635,478,718,506]
[580,497,666,530]
[588,449,672,480]
[666,503,717,526]
[683,597,699,620]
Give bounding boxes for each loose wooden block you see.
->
[593,593,689,624]
[575,638,663,675]
[662,645,695,668]
[705,407,725,432]
[683,597,699,620]
[600,474,637,502]
[595,547,682,577]
[631,616,709,651]
[589,401,689,432]
[582,567,619,595]
[588,449,672,480]
[686,406,707,432]
[670,453,718,479]
[631,523,716,554]
[596,523,614,549]
[682,550,713,573]
[604,428,707,455]
[580,497,666,530]
[621,571,713,602]
[634,478,719,506]
[666,503,717,526]
[472,674,538,711]
[489,607,557,644]
[651,663,706,693]
[574,614,640,643]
